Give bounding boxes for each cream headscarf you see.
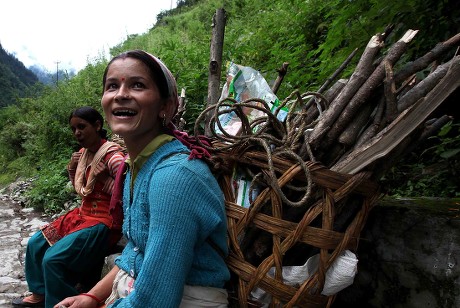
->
[145,52,179,125]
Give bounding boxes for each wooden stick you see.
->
[397,61,449,111]
[316,48,358,94]
[354,96,385,148]
[383,60,398,123]
[271,62,289,95]
[338,100,376,147]
[395,32,460,85]
[305,79,347,125]
[308,34,385,149]
[322,30,419,150]
[205,8,226,136]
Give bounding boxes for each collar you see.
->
[126,134,175,183]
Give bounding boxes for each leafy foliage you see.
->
[382,121,460,198]
[0,0,459,212]
[25,159,79,213]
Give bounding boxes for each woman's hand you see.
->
[68,151,82,170]
[54,294,99,308]
[58,265,119,308]
[93,161,111,182]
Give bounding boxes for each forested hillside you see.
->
[0,43,39,107]
[0,0,459,212]
[0,43,75,96]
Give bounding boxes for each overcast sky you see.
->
[0,0,176,73]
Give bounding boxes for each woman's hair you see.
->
[69,106,108,139]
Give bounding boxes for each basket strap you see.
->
[206,238,226,260]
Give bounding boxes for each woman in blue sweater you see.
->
[55,50,230,308]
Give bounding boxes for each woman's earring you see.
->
[162,114,166,127]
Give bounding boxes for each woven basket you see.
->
[212,144,381,308]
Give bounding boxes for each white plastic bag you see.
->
[215,62,288,136]
[250,250,358,304]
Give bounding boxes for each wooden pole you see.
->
[205,8,226,136]
[271,62,289,95]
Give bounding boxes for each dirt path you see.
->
[0,192,49,307]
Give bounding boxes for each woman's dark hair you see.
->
[69,106,108,139]
[102,50,170,100]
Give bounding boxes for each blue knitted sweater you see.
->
[110,139,230,307]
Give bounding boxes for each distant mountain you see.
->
[0,43,40,107]
[29,65,56,85]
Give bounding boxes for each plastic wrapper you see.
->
[251,250,358,304]
[215,62,288,136]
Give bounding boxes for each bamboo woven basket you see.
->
[210,142,381,308]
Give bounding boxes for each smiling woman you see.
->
[54,50,230,308]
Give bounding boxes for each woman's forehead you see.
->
[70,116,91,126]
[108,58,149,75]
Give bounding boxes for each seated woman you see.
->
[12,106,125,308]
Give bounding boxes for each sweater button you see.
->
[130,269,135,277]
[134,246,139,252]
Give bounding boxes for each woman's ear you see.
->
[95,120,103,133]
[160,99,178,125]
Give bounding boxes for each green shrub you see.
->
[25,157,79,213]
[383,121,460,198]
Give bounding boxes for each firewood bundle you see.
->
[307,29,460,176]
[193,29,460,307]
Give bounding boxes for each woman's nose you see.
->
[115,85,130,100]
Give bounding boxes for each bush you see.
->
[382,120,460,198]
[25,157,79,213]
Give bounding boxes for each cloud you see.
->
[0,0,175,72]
